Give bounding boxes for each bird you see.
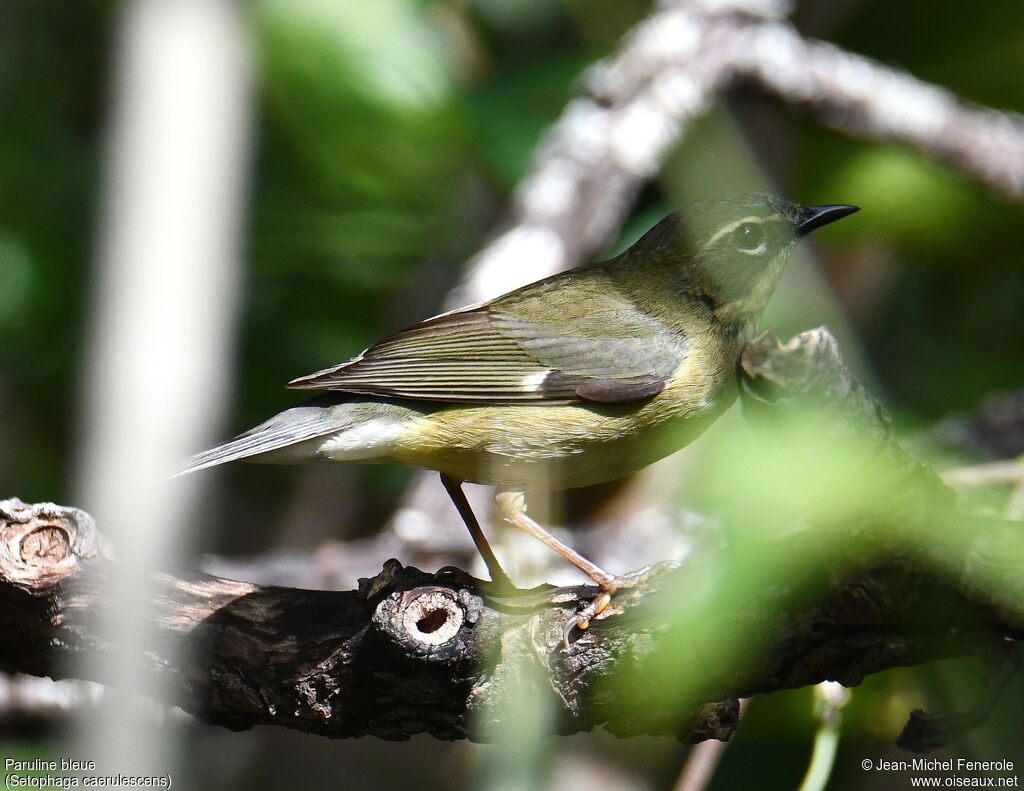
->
[178,194,858,641]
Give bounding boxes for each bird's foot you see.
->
[493,489,679,647]
[563,591,612,646]
[436,564,519,594]
[562,562,680,648]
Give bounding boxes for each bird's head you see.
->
[621,194,858,327]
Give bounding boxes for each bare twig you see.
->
[942,461,1024,487]
[468,5,1024,307]
[733,23,1024,198]
[940,459,1024,521]
[796,683,851,791]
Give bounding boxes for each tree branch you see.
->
[2,330,1020,746]
[463,2,1024,310]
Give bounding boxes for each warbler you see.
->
[180,194,857,638]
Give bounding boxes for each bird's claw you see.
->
[560,563,680,648]
[562,590,613,648]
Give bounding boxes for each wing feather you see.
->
[288,270,686,405]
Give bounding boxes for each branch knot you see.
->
[373,585,483,660]
[0,498,100,591]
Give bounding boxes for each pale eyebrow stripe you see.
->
[704,215,764,248]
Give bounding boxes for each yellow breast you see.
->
[390,325,739,489]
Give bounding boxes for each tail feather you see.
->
[175,402,351,477]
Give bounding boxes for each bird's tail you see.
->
[174,396,356,477]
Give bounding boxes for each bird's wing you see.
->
[287,270,686,405]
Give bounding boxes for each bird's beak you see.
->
[794,204,859,236]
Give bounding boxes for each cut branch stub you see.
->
[0,498,105,591]
[737,327,956,525]
[739,327,867,409]
[20,526,71,567]
[373,585,485,660]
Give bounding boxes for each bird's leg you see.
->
[495,490,629,645]
[440,474,514,588]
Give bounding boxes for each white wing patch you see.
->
[521,370,551,392]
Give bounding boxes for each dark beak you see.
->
[794,204,859,236]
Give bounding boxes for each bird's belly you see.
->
[395,359,737,489]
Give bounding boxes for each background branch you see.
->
[466,1,1024,305]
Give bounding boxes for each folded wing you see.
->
[288,270,686,405]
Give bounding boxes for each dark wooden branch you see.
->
[1,330,1021,745]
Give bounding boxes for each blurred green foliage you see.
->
[247,0,466,403]
[0,0,1022,788]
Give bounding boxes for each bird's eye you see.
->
[732,222,765,253]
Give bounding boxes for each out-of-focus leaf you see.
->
[821,146,987,253]
[470,0,564,35]
[466,51,590,187]
[255,0,462,206]
[0,231,33,333]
